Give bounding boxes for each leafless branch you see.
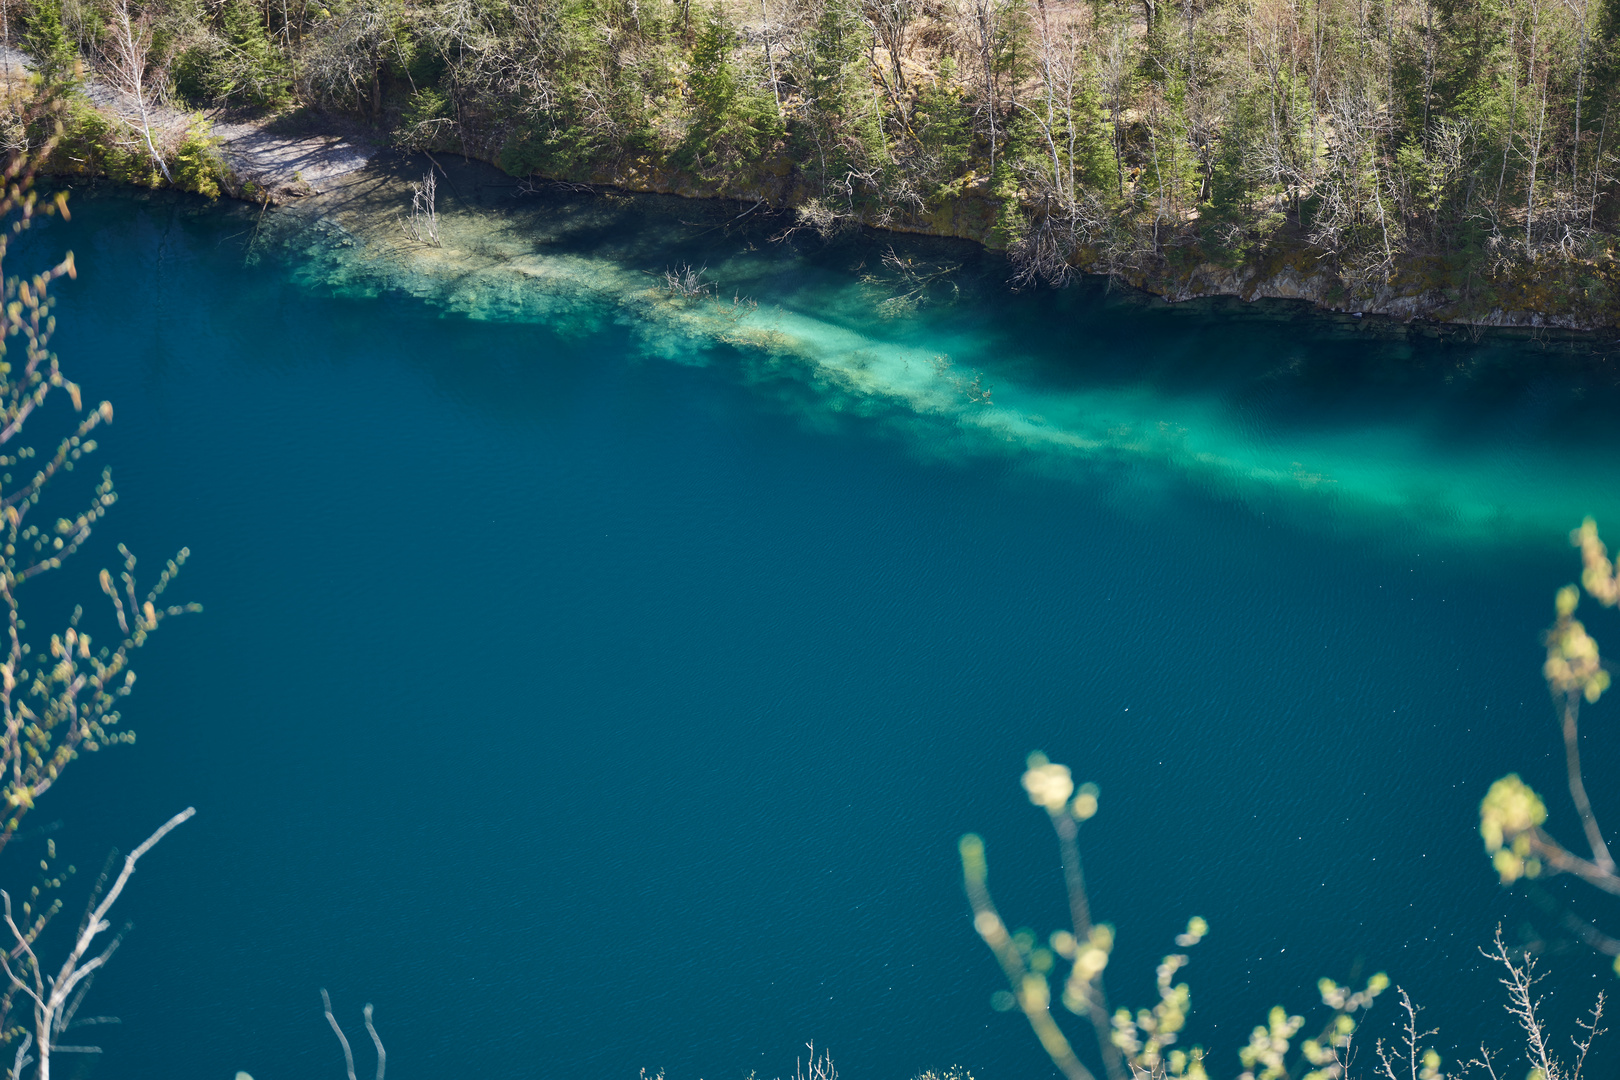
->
[0,808,193,1080]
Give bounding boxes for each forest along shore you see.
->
[13,0,1620,328]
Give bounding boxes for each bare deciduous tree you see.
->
[0,808,193,1080]
[300,0,396,118]
[401,169,441,245]
[1478,929,1606,1080]
[102,0,170,182]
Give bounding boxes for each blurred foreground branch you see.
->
[0,145,201,1079]
[961,756,1388,1080]
[1481,520,1620,943]
[0,807,193,1080]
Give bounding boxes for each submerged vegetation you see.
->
[6,0,1620,313]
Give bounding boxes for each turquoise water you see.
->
[13,167,1620,1079]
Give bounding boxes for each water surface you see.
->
[14,168,1620,1080]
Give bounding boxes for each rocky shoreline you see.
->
[38,69,1620,333]
[243,122,1620,332]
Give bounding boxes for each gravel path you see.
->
[0,45,376,200]
[209,119,376,197]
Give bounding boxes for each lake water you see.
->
[14,163,1620,1080]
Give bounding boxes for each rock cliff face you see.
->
[1135,249,1619,329]
[548,151,1620,331]
[1137,257,1591,328]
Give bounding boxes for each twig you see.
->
[322,989,357,1080]
[364,1002,385,1080]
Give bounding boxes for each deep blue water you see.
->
[9,174,1620,1080]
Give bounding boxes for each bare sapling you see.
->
[794,1043,835,1080]
[760,0,780,114]
[965,0,1002,178]
[1477,927,1606,1080]
[103,0,171,183]
[401,170,440,246]
[662,263,713,298]
[0,807,194,1080]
